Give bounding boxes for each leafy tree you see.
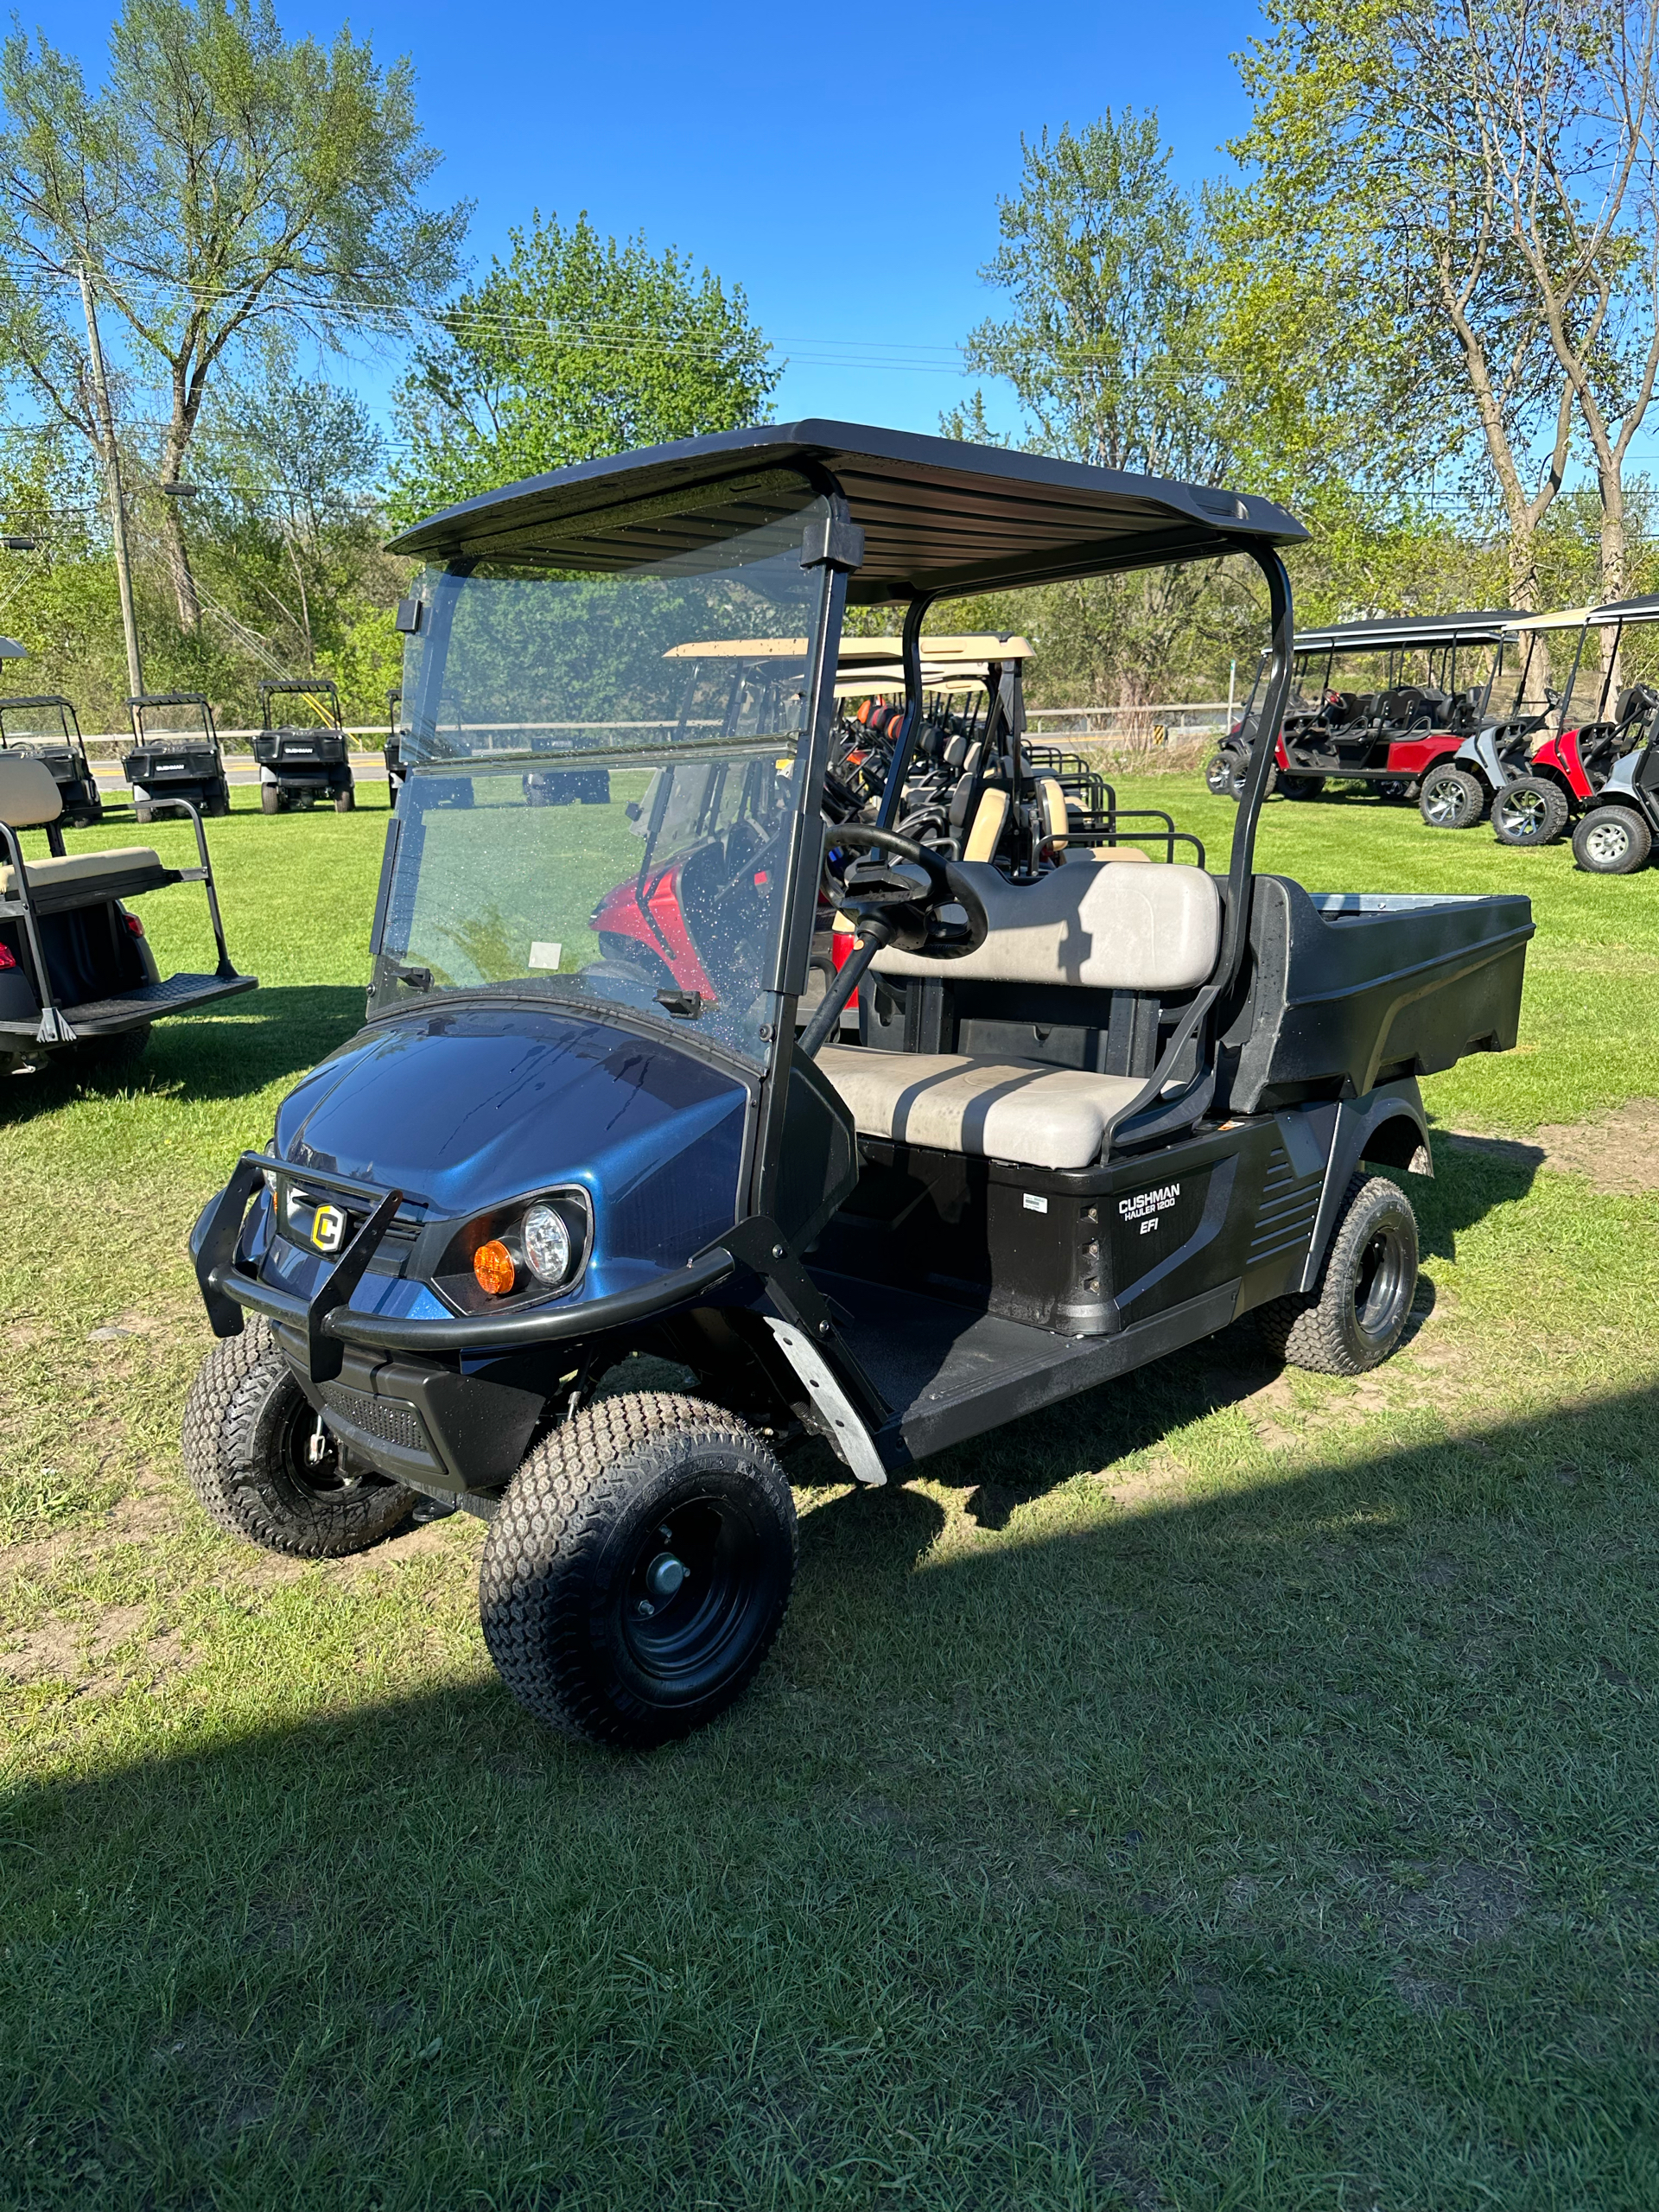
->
[944,113,1248,708]
[1218,0,1654,611]
[188,352,403,699]
[0,0,467,633]
[389,210,780,524]
[950,113,1227,483]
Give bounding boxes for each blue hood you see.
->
[272,1004,751,1277]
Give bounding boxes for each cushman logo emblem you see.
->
[1120,1182,1181,1236]
[311,1203,346,1254]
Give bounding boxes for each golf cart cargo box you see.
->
[1226,880,1532,1111]
[0,693,104,828]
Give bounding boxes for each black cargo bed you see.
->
[1230,880,1533,1114]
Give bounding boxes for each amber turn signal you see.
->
[473,1238,516,1296]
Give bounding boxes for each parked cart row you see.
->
[0,674,415,823]
[1208,594,1659,872]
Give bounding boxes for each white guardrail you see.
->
[1025,702,1234,743]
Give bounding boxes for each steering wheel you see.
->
[830,823,989,959]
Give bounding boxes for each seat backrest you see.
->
[875,857,1220,993]
[961,786,1007,862]
[0,752,62,828]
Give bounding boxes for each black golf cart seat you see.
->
[0,754,165,899]
[0,747,254,1068]
[817,855,1218,1168]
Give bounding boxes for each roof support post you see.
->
[875,591,939,831]
[1221,544,1296,996]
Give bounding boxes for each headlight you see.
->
[522,1203,571,1284]
[431,1186,591,1314]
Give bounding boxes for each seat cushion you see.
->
[817,1046,1145,1170]
[874,857,1217,992]
[0,845,162,896]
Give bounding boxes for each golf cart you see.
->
[0,691,104,828]
[181,422,1533,1751]
[1489,596,1659,849]
[0,752,255,1074]
[252,678,355,813]
[1208,611,1518,804]
[124,693,231,824]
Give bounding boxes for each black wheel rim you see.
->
[1351,1224,1410,1345]
[617,1491,775,1704]
[275,1394,379,1505]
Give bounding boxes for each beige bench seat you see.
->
[817,1046,1144,1170]
[0,846,163,898]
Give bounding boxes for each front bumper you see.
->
[194,1151,740,1371]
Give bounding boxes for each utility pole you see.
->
[77,263,143,701]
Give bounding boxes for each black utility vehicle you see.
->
[183,423,1533,1749]
[253,678,355,813]
[0,694,103,826]
[124,694,231,823]
[0,751,254,1073]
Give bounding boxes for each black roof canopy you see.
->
[387,420,1306,603]
[1294,610,1522,653]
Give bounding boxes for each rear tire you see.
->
[1277,772,1326,800]
[1419,766,1487,829]
[181,1320,416,1556]
[480,1391,797,1747]
[1492,776,1569,847]
[1256,1173,1419,1376]
[260,784,281,815]
[334,787,355,813]
[133,804,152,826]
[1573,804,1652,874]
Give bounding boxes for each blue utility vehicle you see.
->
[183,425,1532,1747]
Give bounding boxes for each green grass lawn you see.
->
[3,781,1658,2210]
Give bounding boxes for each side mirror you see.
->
[395,597,423,636]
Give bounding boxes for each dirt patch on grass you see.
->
[1449,1096,1659,1194]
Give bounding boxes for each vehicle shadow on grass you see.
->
[3,1380,1656,2207]
[0,985,367,1124]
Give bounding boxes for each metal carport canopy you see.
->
[386,421,1307,604]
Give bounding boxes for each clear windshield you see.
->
[372,747,804,1062]
[372,487,831,1064]
[0,702,73,747]
[133,701,215,745]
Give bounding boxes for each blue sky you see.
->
[50,0,1264,440]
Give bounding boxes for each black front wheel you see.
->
[1256,1173,1419,1376]
[480,1391,797,1748]
[1277,772,1326,800]
[181,1320,416,1555]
